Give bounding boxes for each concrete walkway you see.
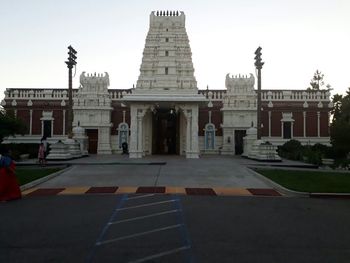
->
[35,155,273,188]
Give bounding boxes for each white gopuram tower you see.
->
[123,11,206,158]
[73,72,113,154]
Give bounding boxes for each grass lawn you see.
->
[255,169,350,193]
[16,167,62,186]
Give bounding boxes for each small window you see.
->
[166,28,168,32]
[165,38,169,42]
[165,67,168,75]
[165,51,169,56]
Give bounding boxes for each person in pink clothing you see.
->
[38,143,45,166]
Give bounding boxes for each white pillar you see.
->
[291,122,294,138]
[129,106,139,158]
[268,111,271,137]
[317,111,320,137]
[129,106,146,158]
[185,109,192,154]
[183,106,199,158]
[62,110,66,135]
[303,111,306,137]
[281,121,284,138]
[29,109,33,135]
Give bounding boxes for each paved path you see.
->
[37,155,271,189]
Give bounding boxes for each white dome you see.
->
[72,125,85,136]
[246,126,257,135]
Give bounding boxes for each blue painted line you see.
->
[85,194,128,263]
[173,195,195,263]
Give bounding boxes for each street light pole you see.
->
[254,47,264,140]
[65,45,77,138]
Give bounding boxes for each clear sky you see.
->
[1,0,349,101]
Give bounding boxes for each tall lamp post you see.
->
[254,47,264,140]
[65,45,77,137]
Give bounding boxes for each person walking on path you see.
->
[38,143,45,166]
[0,150,22,202]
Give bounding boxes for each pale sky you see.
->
[1,0,349,101]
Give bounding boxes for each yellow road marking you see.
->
[213,187,252,196]
[165,187,187,195]
[59,187,90,195]
[116,186,138,194]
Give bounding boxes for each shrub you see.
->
[0,143,40,160]
[278,140,304,161]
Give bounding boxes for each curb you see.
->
[309,193,350,199]
[20,165,72,191]
[248,168,350,198]
[247,167,309,197]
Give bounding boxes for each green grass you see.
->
[255,169,350,193]
[16,167,62,186]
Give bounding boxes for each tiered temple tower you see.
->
[135,11,197,94]
[124,11,206,158]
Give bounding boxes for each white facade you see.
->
[221,74,257,154]
[73,72,113,154]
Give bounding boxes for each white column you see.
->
[291,122,294,138]
[317,111,320,137]
[183,105,199,159]
[62,110,66,135]
[29,110,33,135]
[303,111,306,137]
[129,106,139,158]
[129,106,146,159]
[137,113,143,153]
[268,111,271,137]
[51,120,54,137]
[208,111,212,123]
[281,121,284,138]
[185,109,192,154]
[191,106,199,157]
[41,120,44,136]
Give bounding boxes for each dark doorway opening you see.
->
[235,130,246,155]
[152,109,178,154]
[86,129,98,154]
[43,120,52,138]
[283,122,292,139]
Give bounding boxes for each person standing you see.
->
[40,136,48,164]
[0,150,22,202]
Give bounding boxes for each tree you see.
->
[0,107,27,143]
[308,70,327,90]
[330,88,350,158]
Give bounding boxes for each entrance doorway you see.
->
[234,130,246,155]
[86,129,98,154]
[152,109,178,154]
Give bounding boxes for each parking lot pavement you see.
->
[1,195,350,263]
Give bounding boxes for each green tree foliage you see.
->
[0,107,27,143]
[330,88,350,158]
[308,70,327,90]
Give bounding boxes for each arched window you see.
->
[204,123,216,150]
[118,123,129,148]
